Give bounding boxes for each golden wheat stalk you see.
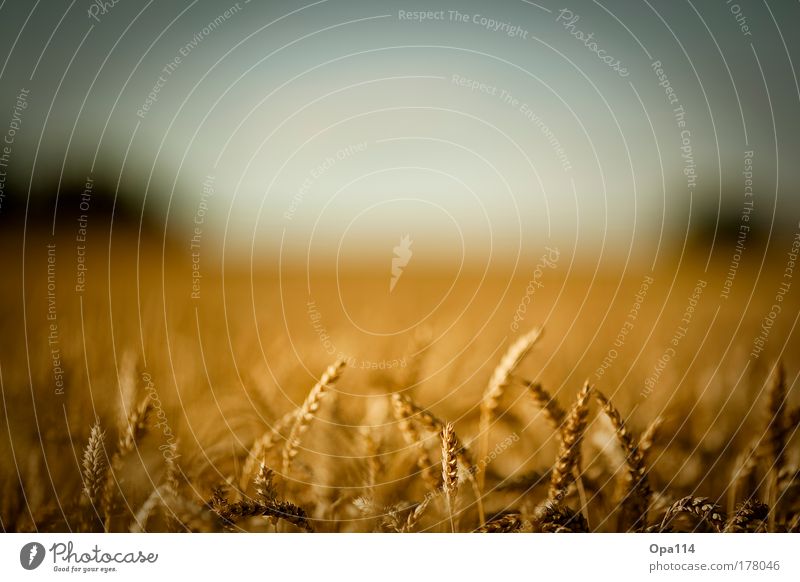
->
[362,428,383,499]
[281,359,345,478]
[390,392,484,523]
[592,388,651,531]
[477,327,543,491]
[255,463,279,503]
[378,503,406,533]
[164,441,181,497]
[548,382,591,506]
[525,379,589,524]
[117,395,152,457]
[638,415,664,465]
[240,410,297,490]
[766,363,788,469]
[525,381,566,429]
[81,421,107,507]
[401,496,432,532]
[390,393,478,469]
[390,394,440,491]
[441,422,459,532]
[102,395,152,531]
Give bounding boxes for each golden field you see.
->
[1,230,798,532]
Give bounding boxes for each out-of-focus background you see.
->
[0,0,799,531]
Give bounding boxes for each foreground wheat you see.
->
[478,327,542,492]
[15,326,799,533]
[281,359,346,478]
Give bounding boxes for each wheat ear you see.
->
[210,465,314,532]
[401,496,432,532]
[525,381,566,429]
[478,327,542,491]
[390,394,440,491]
[441,422,459,532]
[281,359,345,477]
[390,393,484,524]
[592,388,651,531]
[217,499,314,532]
[638,415,664,465]
[362,428,383,501]
[80,421,107,531]
[255,463,279,503]
[526,379,589,524]
[102,395,152,531]
[117,395,152,457]
[82,421,107,507]
[240,409,296,489]
[548,382,591,506]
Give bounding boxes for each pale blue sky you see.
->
[1,0,798,263]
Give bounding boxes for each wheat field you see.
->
[0,235,798,534]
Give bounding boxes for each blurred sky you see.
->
[0,0,798,265]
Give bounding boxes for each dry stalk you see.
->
[638,415,664,465]
[255,463,279,503]
[390,393,484,523]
